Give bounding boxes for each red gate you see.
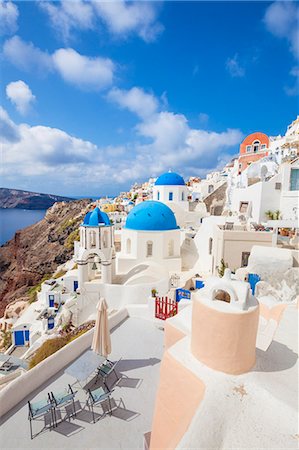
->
[155,296,178,320]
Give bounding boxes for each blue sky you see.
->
[1,0,298,196]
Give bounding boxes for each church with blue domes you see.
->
[117,200,182,273]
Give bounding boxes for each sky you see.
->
[0,0,298,197]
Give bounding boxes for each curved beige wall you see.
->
[150,351,205,450]
[164,322,186,350]
[259,303,287,323]
[191,300,259,374]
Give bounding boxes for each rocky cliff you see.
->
[0,188,73,209]
[0,199,92,317]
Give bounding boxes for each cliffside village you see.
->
[0,116,298,449]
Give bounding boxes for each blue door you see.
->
[24,330,30,342]
[195,280,205,289]
[48,317,55,330]
[49,295,54,307]
[14,330,25,346]
[169,192,173,201]
[248,273,261,295]
[73,281,78,292]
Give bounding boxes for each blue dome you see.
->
[82,207,110,227]
[125,201,179,231]
[155,171,185,186]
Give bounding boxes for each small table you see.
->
[65,350,105,388]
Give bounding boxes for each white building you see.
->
[230,158,299,223]
[153,171,189,211]
[269,116,299,163]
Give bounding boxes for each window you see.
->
[169,192,173,201]
[209,238,213,255]
[214,289,230,303]
[168,240,174,256]
[241,252,250,267]
[126,238,131,254]
[181,192,184,201]
[90,230,96,248]
[208,185,214,194]
[102,231,108,248]
[246,145,251,153]
[239,201,249,213]
[252,140,260,153]
[157,191,160,200]
[261,144,266,150]
[275,182,281,190]
[290,168,299,191]
[146,241,153,257]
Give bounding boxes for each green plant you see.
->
[53,269,67,279]
[59,218,78,232]
[28,274,52,303]
[274,210,281,220]
[265,210,274,220]
[218,258,228,277]
[151,288,158,297]
[65,229,80,249]
[29,336,69,369]
[0,330,12,350]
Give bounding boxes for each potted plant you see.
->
[151,288,158,297]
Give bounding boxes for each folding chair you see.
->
[87,387,113,423]
[28,395,54,439]
[0,357,13,373]
[95,358,122,390]
[50,384,77,426]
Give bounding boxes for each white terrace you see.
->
[0,317,164,449]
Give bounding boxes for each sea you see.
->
[0,209,46,246]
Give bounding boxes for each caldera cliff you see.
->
[0,199,92,317]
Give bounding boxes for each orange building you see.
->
[238,132,269,174]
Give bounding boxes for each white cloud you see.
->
[39,0,163,43]
[3,36,115,91]
[226,54,245,78]
[264,1,299,59]
[0,0,18,35]
[92,0,163,42]
[6,80,36,115]
[1,106,243,193]
[0,106,20,142]
[284,66,299,96]
[39,1,94,42]
[52,48,115,90]
[3,36,53,73]
[108,87,158,119]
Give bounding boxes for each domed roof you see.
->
[82,207,110,227]
[125,201,179,231]
[155,171,185,186]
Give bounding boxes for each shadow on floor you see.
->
[117,357,161,372]
[253,341,298,372]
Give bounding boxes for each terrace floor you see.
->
[0,317,164,449]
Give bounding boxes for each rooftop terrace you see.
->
[0,317,164,449]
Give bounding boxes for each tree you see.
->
[218,258,228,277]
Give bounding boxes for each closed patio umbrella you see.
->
[91,297,111,358]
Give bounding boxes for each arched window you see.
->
[181,192,184,201]
[102,231,108,248]
[168,239,174,256]
[157,191,160,200]
[209,238,213,255]
[146,241,153,257]
[169,192,173,201]
[252,140,260,153]
[214,289,231,303]
[126,238,131,254]
[90,230,96,248]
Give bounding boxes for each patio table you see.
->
[64,350,105,388]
